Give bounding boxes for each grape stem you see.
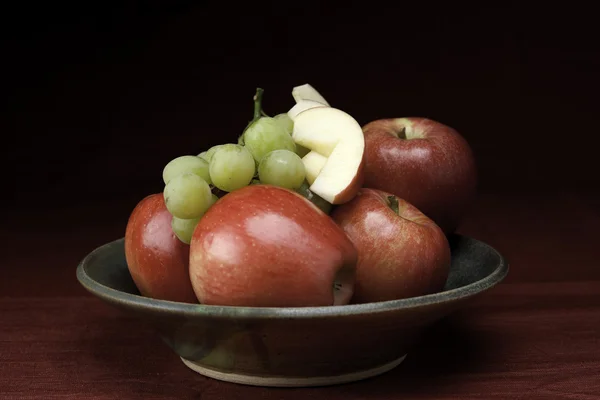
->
[243,88,268,136]
[253,88,264,122]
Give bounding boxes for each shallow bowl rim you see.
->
[76,235,509,320]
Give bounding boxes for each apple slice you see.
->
[287,100,328,121]
[292,84,330,106]
[302,150,327,185]
[292,107,365,204]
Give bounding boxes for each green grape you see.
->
[209,144,255,192]
[296,180,333,214]
[273,113,293,135]
[271,113,309,157]
[243,117,296,163]
[163,155,211,185]
[199,144,225,163]
[163,173,213,219]
[258,150,306,190]
[171,216,201,244]
[170,194,218,244]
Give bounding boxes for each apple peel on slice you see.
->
[292,107,365,204]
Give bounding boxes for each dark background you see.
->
[1,2,598,283]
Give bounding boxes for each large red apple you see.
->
[331,188,451,304]
[189,184,357,307]
[124,193,198,304]
[362,117,477,234]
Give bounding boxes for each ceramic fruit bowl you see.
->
[76,233,508,387]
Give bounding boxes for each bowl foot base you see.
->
[180,353,407,387]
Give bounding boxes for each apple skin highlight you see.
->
[124,193,198,304]
[189,185,358,308]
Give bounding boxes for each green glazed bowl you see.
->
[76,234,508,387]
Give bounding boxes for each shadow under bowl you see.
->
[76,234,508,387]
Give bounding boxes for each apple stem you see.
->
[388,195,399,215]
[397,127,407,140]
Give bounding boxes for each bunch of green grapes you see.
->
[162,88,333,244]
[161,155,218,244]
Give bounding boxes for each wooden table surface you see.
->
[2,190,599,399]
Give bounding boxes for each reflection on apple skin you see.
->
[189,185,357,308]
[244,212,312,251]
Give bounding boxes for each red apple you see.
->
[189,184,357,307]
[362,117,477,233]
[124,193,198,304]
[331,188,451,303]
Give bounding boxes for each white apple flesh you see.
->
[287,100,328,121]
[292,83,330,106]
[302,151,327,185]
[292,107,365,205]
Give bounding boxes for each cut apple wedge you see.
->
[292,84,330,106]
[292,107,365,204]
[302,151,327,185]
[288,100,328,121]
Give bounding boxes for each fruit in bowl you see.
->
[189,184,357,307]
[122,83,479,308]
[331,188,451,304]
[361,117,478,234]
[124,84,369,307]
[75,83,508,387]
[124,193,198,304]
